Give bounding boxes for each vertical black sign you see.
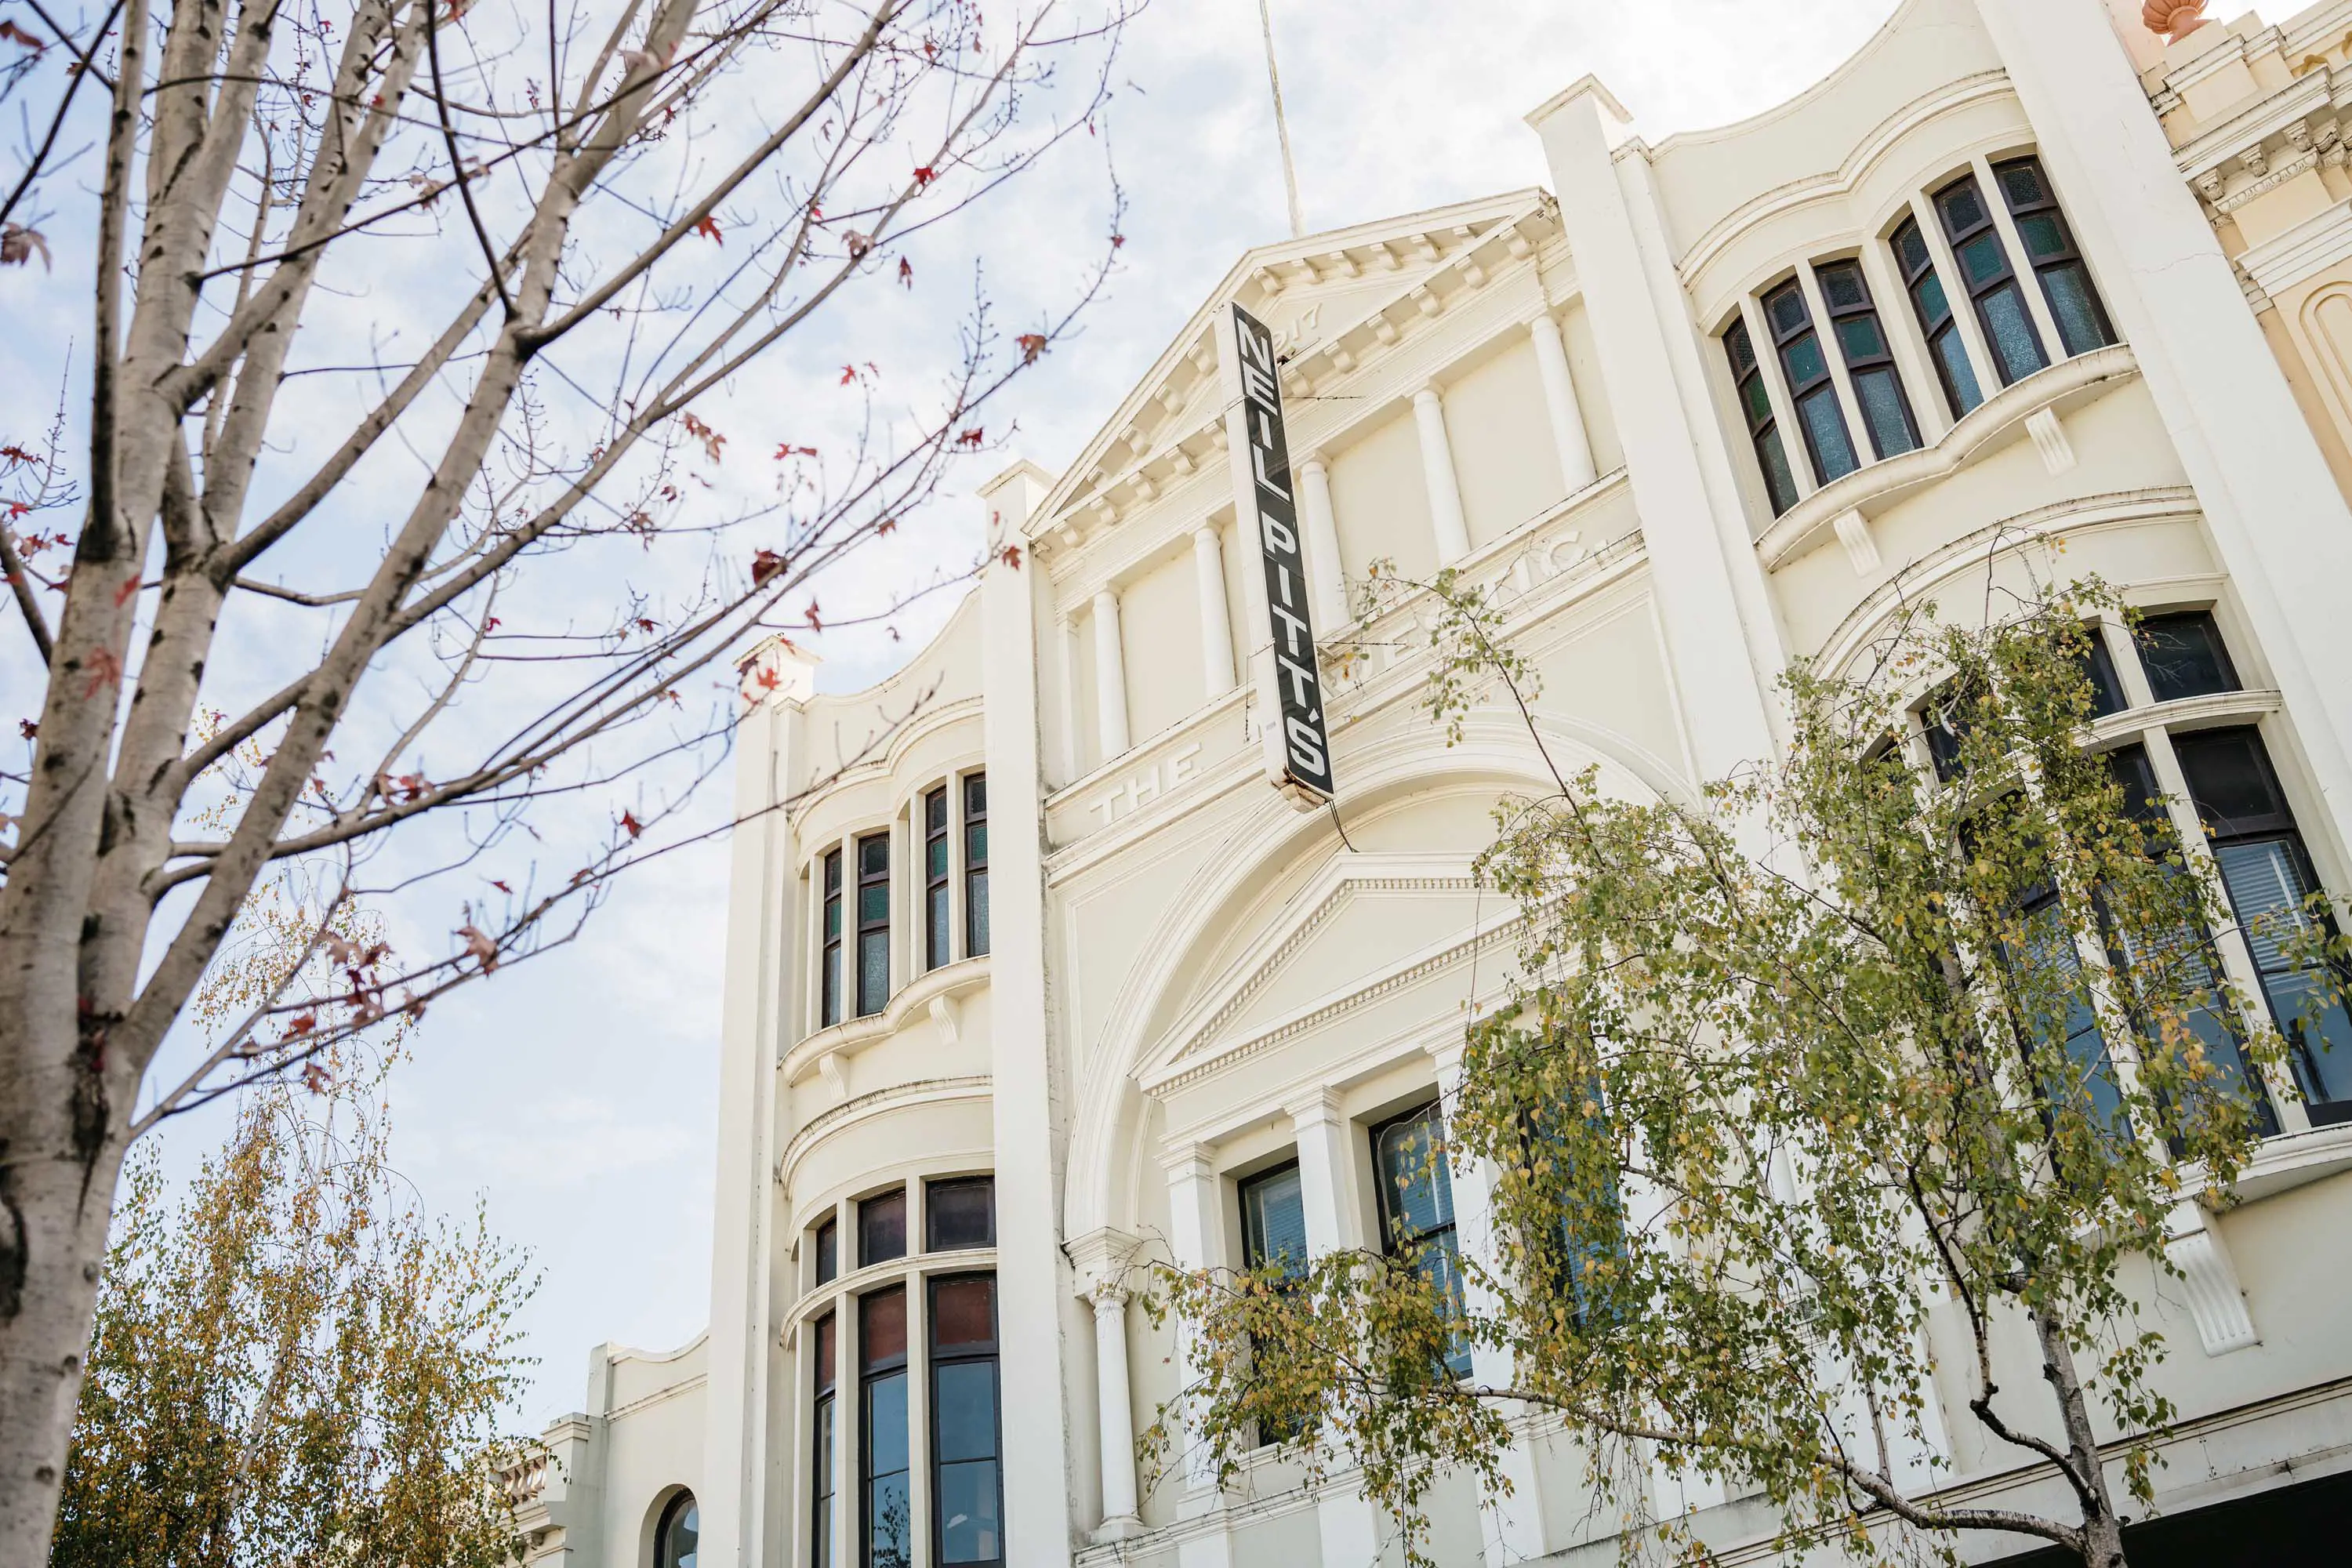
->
[1232,303,1334,803]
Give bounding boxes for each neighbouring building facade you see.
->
[507,2,2352,1563]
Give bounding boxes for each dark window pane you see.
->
[2044,264,2112,356]
[931,1275,996,1348]
[2079,629,2128,719]
[815,1219,839,1286]
[812,1398,836,1566]
[1855,368,1918,459]
[927,1180,996,1253]
[1932,327,1983,414]
[859,884,888,924]
[1768,284,1809,336]
[1940,182,1987,234]
[1819,260,1868,310]
[866,1470,909,1568]
[1740,375,1774,425]
[858,931,888,1016]
[936,1461,1002,1565]
[1239,1163,1308,1277]
[1915,269,1951,327]
[1997,159,2048,208]
[965,871,989,957]
[1726,318,1758,373]
[1980,285,2048,382]
[1784,334,1828,386]
[933,1361,999,1463]
[861,1285,908,1367]
[860,1192,907,1271]
[2015,905,2131,1138]
[2016,211,2067,260]
[815,1314,837,1392]
[824,851,842,894]
[2173,729,2293,838]
[2212,839,2352,1116]
[964,773,987,818]
[658,1494,700,1568]
[860,836,889,877]
[1835,314,1887,361]
[928,885,950,971]
[1956,230,2006,287]
[1894,220,1929,274]
[866,1370,909,1471]
[927,789,947,833]
[2107,745,2166,823]
[2136,612,2239,703]
[1798,387,1859,481]
[1375,1106,1456,1243]
[1756,430,1799,514]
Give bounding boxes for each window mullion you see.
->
[1971,153,2068,369]
[907,1277,934,1568]
[1859,235,1951,445]
[1797,263,1874,469]
[946,774,966,964]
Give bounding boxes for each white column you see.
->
[1163,1144,1226,1496]
[1528,83,1786,786]
[1294,455,1350,630]
[1528,314,1599,495]
[1091,587,1131,759]
[1057,615,1082,785]
[978,461,1080,1568]
[1191,525,1236,701]
[1429,1045,1548,1564]
[1413,385,1472,566]
[1287,1091,1381,1566]
[1091,1287,1145,1536]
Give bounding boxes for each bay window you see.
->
[1992,156,2115,359]
[925,786,951,972]
[1816,258,1920,462]
[1725,316,1801,515]
[1891,213,1984,420]
[812,1314,838,1567]
[1933,171,2048,387]
[857,833,891,1017]
[1763,277,1860,486]
[860,1287,912,1568]
[964,774,990,959]
[821,849,844,1029]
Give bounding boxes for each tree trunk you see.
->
[2032,1308,2130,1568]
[0,1011,135,1568]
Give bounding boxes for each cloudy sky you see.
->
[456,0,1919,1425]
[22,0,2281,1431]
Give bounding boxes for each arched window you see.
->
[655,1490,699,1568]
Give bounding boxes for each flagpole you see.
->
[1256,0,1306,239]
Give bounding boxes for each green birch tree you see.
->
[1154,575,2347,1568]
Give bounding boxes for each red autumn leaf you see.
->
[634,617,657,634]
[1017,332,1047,365]
[113,574,139,607]
[619,809,644,838]
[492,879,513,894]
[898,257,914,289]
[955,427,984,448]
[694,214,722,245]
[484,615,502,633]
[752,547,786,586]
[840,365,858,386]
[999,543,1023,570]
[283,1011,318,1040]
[804,598,823,631]
[82,646,122,699]
[680,411,726,462]
[301,1062,334,1094]
[1112,233,1126,249]
[913,165,935,187]
[459,923,499,971]
[0,20,46,52]
[773,443,818,459]
[0,444,38,465]
[877,517,897,536]
[756,666,782,691]
[844,230,873,260]
[18,719,35,739]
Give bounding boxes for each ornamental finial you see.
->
[2142,0,2212,42]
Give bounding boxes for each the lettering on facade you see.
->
[1084,743,1203,830]
[1232,303,1336,805]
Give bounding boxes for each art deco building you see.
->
[507,1,2352,1563]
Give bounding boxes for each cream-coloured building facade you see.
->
[509,2,2352,1563]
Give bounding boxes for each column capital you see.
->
[1066,1225,1142,1300]
[1283,1084,1347,1129]
[1526,308,1564,339]
[1191,520,1222,543]
[1413,381,1446,408]
[1159,1139,1218,1181]
[1296,448,1329,475]
[1091,585,1120,611]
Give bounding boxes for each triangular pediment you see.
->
[1029,189,1559,539]
[1135,852,1516,1091]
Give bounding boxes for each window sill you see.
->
[782,955,991,1087]
[1755,342,2138,571]
[2187,1119,2352,1207]
[2081,688,2283,752]
[786,1246,1000,1330]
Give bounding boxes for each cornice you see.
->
[2170,70,2332,183]
[1674,73,2015,285]
[778,1073,993,1186]
[779,955,991,1087]
[2237,194,2352,295]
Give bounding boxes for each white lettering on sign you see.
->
[1083,744,1205,831]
